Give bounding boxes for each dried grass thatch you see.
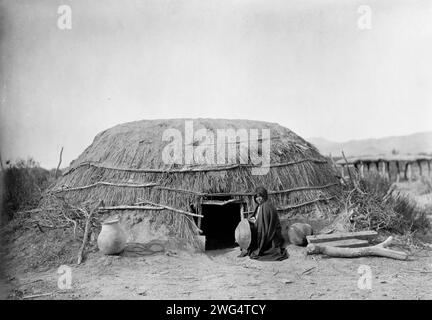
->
[41,119,341,247]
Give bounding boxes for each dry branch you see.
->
[53,181,158,193]
[63,158,328,176]
[306,230,378,244]
[98,205,164,211]
[277,196,335,211]
[136,199,204,218]
[77,204,100,265]
[306,236,408,260]
[54,147,63,178]
[208,183,338,197]
[56,182,338,198]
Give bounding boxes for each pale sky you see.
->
[1,0,431,168]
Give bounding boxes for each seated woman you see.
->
[240,186,288,261]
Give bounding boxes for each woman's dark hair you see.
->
[253,186,268,203]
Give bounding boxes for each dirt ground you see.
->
[2,239,432,300]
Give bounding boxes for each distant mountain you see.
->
[309,132,432,157]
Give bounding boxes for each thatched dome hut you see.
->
[50,119,341,250]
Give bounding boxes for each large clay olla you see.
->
[234,219,252,250]
[287,223,313,246]
[97,218,127,255]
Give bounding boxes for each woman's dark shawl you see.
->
[246,201,288,261]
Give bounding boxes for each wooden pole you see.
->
[99,205,164,211]
[404,163,408,180]
[77,203,100,265]
[396,161,401,182]
[196,198,202,231]
[359,162,364,179]
[136,200,204,218]
[331,153,346,184]
[380,161,386,178]
[54,181,158,193]
[342,151,354,185]
[54,147,64,178]
[427,160,431,177]
[417,160,423,177]
[407,162,412,182]
[386,161,391,181]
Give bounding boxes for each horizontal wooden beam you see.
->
[203,183,339,197]
[52,181,158,193]
[155,186,206,196]
[54,182,339,198]
[317,239,370,248]
[306,230,378,244]
[277,196,335,211]
[242,196,336,214]
[135,199,204,218]
[201,199,245,206]
[98,205,164,211]
[62,158,328,176]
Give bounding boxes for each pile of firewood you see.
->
[306,231,408,260]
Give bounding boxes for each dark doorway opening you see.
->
[200,198,242,250]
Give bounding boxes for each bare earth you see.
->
[3,242,432,300]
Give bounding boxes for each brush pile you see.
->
[340,173,430,234]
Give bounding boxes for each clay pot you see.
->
[234,219,253,250]
[287,223,313,246]
[97,218,127,255]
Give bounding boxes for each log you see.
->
[306,236,408,260]
[306,230,377,244]
[317,239,369,248]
